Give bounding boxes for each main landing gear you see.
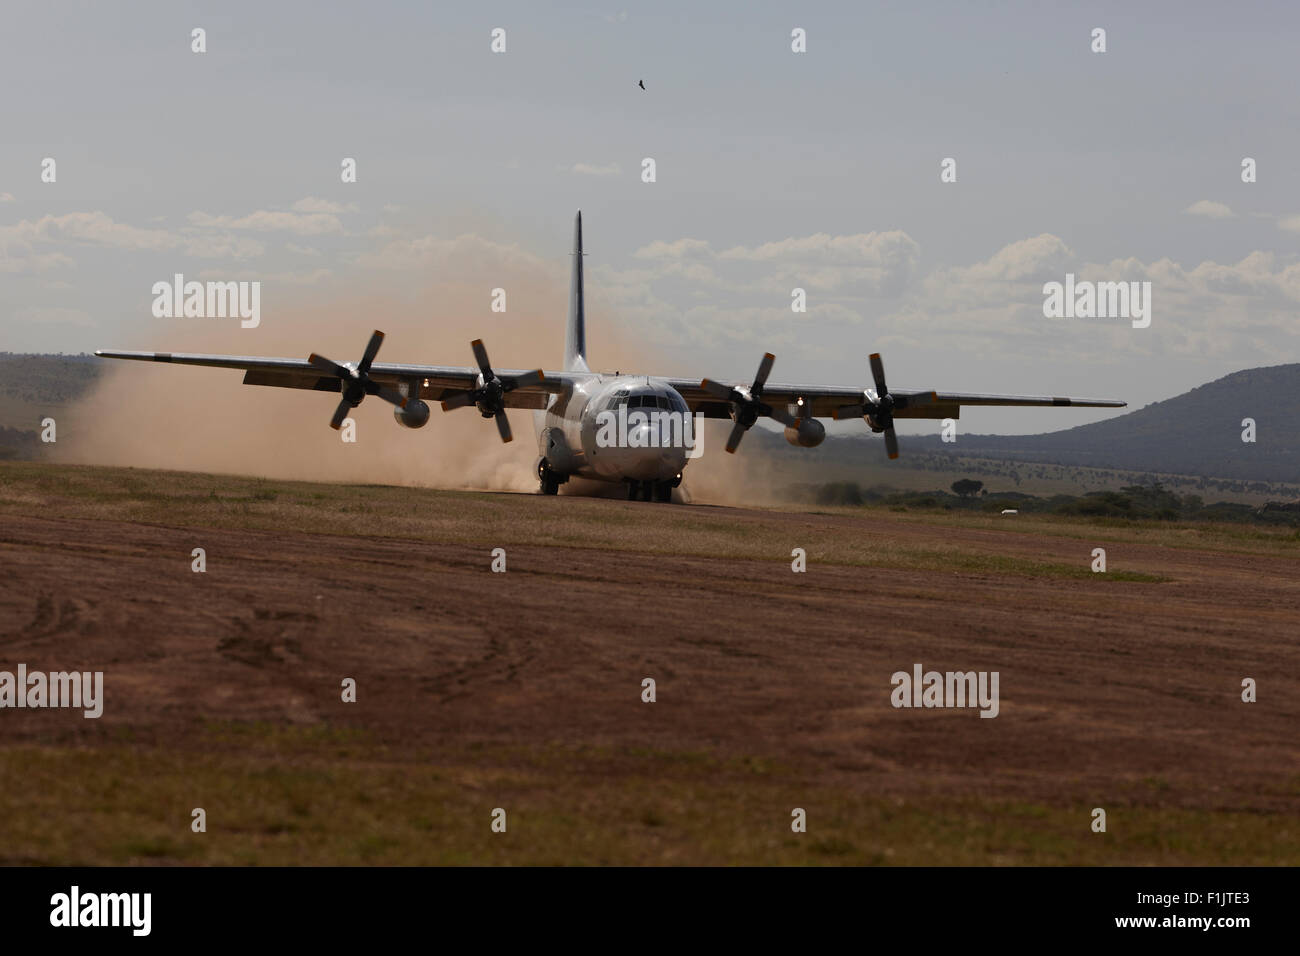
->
[627,475,681,503]
[538,459,567,496]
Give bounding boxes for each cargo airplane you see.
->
[97,212,1126,502]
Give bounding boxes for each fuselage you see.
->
[535,374,692,484]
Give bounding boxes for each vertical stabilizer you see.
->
[565,211,588,371]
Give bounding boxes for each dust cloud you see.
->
[57,250,783,505]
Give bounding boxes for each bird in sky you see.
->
[638,79,645,90]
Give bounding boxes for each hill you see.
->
[909,364,1299,483]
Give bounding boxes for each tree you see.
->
[951,478,984,498]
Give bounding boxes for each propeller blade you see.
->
[751,352,775,394]
[724,420,748,453]
[869,352,888,395]
[494,409,513,443]
[884,427,899,459]
[358,330,385,374]
[440,391,475,411]
[834,404,866,421]
[329,399,351,430]
[762,403,798,428]
[896,390,938,408]
[503,369,544,390]
[370,383,407,407]
[471,339,493,377]
[699,378,737,401]
[308,353,350,378]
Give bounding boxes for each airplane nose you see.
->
[609,425,688,480]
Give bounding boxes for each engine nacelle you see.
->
[393,399,431,429]
[784,417,825,448]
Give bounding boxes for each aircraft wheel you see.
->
[538,460,561,495]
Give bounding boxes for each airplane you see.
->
[97,211,1126,502]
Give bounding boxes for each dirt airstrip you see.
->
[0,463,1297,864]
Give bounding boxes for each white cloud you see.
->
[0,211,266,262]
[633,238,713,259]
[197,267,331,286]
[0,211,177,252]
[182,233,266,259]
[561,162,622,177]
[0,250,74,273]
[187,209,344,236]
[291,197,357,214]
[1184,199,1234,219]
[354,232,546,280]
[605,224,1300,366]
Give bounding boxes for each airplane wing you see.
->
[96,331,574,440]
[666,380,1125,420]
[95,343,569,410]
[661,351,1125,458]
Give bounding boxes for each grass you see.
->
[1,739,1292,866]
[0,461,1177,581]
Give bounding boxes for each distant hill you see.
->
[0,352,101,406]
[0,353,102,455]
[909,364,1300,484]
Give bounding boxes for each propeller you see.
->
[308,330,407,430]
[833,352,934,459]
[700,352,799,453]
[439,338,544,443]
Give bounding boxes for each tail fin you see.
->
[564,210,588,372]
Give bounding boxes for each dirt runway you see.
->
[3,490,1297,824]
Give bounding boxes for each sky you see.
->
[2,0,1298,434]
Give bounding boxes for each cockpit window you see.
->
[602,391,684,413]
